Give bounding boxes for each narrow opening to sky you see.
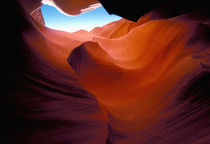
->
[41,4,121,33]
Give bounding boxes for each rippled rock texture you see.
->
[4,0,210,144]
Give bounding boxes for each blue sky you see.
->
[41,4,121,32]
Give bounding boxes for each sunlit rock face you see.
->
[69,13,210,143]
[42,0,101,15]
[5,0,210,144]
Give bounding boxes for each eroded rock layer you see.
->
[4,0,210,144]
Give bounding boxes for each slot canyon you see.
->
[4,0,210,143]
